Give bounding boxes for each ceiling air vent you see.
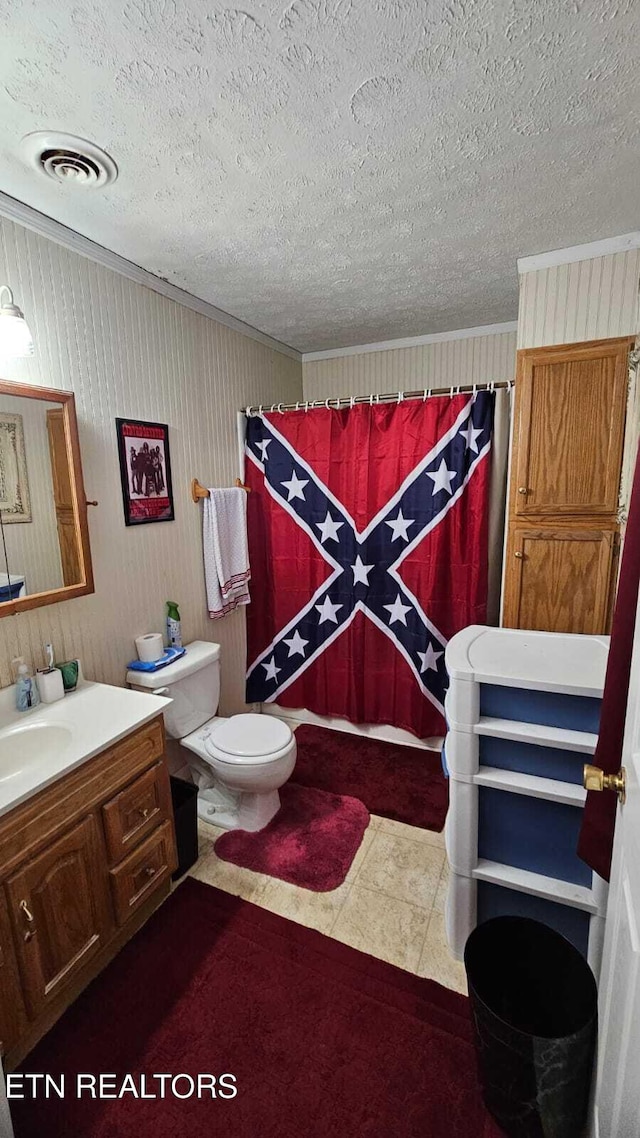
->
[20,132,118,188]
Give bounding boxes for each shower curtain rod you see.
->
[243,379,513,415]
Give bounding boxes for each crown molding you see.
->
[302,320,518,363]
[518,232,640,275]
[0,191,302,362]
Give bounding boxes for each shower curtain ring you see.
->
[258,405,263,415]
[295,401,299,411]
[325,398,330,409]
[350,396,355,409]
[423,388,427,401]
[369,393,374,405]
[397,391,404,403]
[449,385,454,398]
[304,400,309,412]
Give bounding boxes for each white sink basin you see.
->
[0,722,74,786]
[0,680,172,818]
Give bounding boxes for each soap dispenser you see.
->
[14,658,40,712]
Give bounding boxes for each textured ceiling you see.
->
[0,1,639,352]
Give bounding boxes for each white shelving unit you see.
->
[444,625,609,976]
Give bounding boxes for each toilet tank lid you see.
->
[126,640,220,689]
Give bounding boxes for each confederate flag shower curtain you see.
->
[245,392,494,738]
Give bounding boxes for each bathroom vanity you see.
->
[0,681,177,1068]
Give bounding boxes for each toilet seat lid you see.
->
[205,713,292,762]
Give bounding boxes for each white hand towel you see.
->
[203,487,251,619]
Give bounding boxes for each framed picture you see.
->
[115,418,174,526]
[0,412,31,523]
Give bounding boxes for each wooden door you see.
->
[5,816,112,1018]
[589,570,640,1137]
[0,890,27,1057]
[503,526,616,634]
[514,339,628,518]
[46,408,82,586]
[503,336,632,633]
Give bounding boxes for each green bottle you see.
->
[166,601,182,649]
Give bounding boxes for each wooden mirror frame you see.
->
[0,380,94,615]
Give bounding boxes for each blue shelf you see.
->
[480,683,601,733]
[479,734,587,784]
[478,786,592,887]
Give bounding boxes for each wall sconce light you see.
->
[0,285,34,357]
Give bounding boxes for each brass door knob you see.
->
[518,487,529,494]
[583,763,626,804]
[514,551,524,559]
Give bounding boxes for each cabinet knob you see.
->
[144,866,157,878]
[19,900,34,923]
[518,486,529,495]
[514,551,524,559]
[139,807,150,819]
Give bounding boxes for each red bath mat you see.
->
[292,723,448,831]
[12,879,502,1138]
[214,782,369,890]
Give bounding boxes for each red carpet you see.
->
[12,879,502,1138]
[214,783,370,890]
[292,723,448,831]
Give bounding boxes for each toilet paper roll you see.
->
[135,633,164,662]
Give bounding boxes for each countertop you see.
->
[0,680,171,818]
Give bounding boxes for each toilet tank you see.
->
[126,640,221,739]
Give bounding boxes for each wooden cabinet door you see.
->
[513,338,628,518]
[5,815,113,1018]
[502,526,616,634]
[0,888,28,1055]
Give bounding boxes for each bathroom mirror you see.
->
[0,380,93,614]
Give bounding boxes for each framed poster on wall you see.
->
[0,412,31,523]
[115,417,174,525]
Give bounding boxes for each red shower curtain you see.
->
[244,394,494,738]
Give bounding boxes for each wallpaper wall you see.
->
[0,394,63,596]
[0,217,302,711]
[517,249,640,348]
[302,328,518,400]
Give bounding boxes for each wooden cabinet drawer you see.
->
[102,761,171,864]
[109,820,176,926]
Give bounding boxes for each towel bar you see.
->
[191,478,250,502]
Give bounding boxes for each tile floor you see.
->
[190,810,467,995]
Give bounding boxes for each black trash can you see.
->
[464,916,597,1138]
[170,776,199,880]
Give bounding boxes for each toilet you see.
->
[127,640,296,831]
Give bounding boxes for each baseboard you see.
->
[262,703,442,753]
